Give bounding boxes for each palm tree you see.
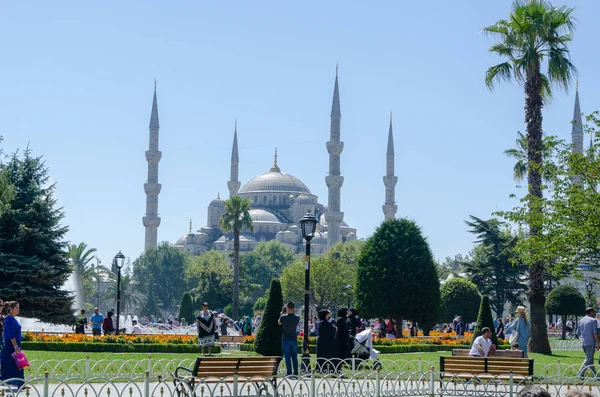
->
[67,242,98,303]
[102,273,143,314]
[218,196,253,318]
[484,0,576,353]
[504,131,559,182]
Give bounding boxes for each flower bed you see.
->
[21,332,220,353]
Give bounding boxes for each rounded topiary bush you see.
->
[546,284,586,339]
[254,279,284,356]
[440,277,481,324]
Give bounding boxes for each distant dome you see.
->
[175,236,188,246]
[209,195,224,207]
[312,231,327,245]
[249,209,282,223]
[239,170,311,195]
[295,194,313,204]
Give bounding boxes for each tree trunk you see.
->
[561,315,566,340]
[233,229,240,319]
[525,61,551,354]
[394,316,403,338]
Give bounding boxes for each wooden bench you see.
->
[217,335,247,345]
[174,356,282,397]
[440,356,533,382]
[452,349,524,358]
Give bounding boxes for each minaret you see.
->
[227,121,241,198]
[325,65,344,247]
[572,81,584,155]
[382,112,398,221]
[143,81,162,250]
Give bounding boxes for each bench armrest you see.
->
[175,366,195,379]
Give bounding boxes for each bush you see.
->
[440,278,481,324]
[178,292,195,325]
[254,279,283,356]
[471,295,498,346]
[546,284,586,339]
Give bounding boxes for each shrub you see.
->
[254,279,283,356]
[178,292,195,325]
[471,295,498,346]
[546,284,586,339]
[440,278,481,324]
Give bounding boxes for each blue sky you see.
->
[1,1,599,266]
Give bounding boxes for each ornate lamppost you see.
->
[345,284,353,309]
[300,210,317,373]
[586,278,595,308]
[114,251,126,335]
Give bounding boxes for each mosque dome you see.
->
[209,194,224,207]
[248,209,282,223]
[175,236,188,246]
[239,170,311,195]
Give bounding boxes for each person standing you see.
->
[278,302,300,377]
[506,306,531,357]
[90,307,104,337]
[455,316,466,339]
[196,302,217,356]
[336,309,349,362]
[0,301,24,387]
[242,316,253,336]
[103,311,115,335]
[220,316,228,336]
[496,318,505,340]
[73,309,88,334]
[577,307,599,378]
[316,309,337,373]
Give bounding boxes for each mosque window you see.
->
[263,195,267,205]
[273,196,278,205]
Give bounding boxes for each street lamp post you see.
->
[114,251,126,335]
[586,278,594,308]
[345,284,353,309]
[94,256,102,309]
[300,210,317,374]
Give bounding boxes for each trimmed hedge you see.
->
[21,342,221,354]
[239,343,470,354]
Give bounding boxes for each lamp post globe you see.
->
[114,251,125,335]
[299,210,317,373]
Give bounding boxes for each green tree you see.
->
[546,284,585,340]
[178,292,195,325]
[463,216,527,317]
[280,241,360,308]
[241,241,296,290]
[0,137,15,216]
[141,284,162,317]
[0,149,73,323]
[102,272,143,314]
[356,218,440,336]
[185,250,233,310]
[504,132,560,183]
[440,278,481,324]
[133,242,189,312]
[67,242,98,305]
[484,0,577,354]
[219,196,253,319]
[254,279,284,356]
[471,295,498,347]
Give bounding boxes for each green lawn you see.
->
[26,350,258,362]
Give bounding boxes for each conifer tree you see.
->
[255,279,283,356]
[178,292,195,325]
[471,295,498,347]
[0,149,73,324]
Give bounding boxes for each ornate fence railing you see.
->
[4,370,600,397]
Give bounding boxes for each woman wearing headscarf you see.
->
[242,316,253,336]
[316,309,337,373]
[336,308,349,362]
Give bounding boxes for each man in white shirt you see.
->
[469,327,496,357]
[131,320,143,335]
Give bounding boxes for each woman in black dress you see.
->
[316,309,337,373]
[196,302,217,356]
[336,308,349,362]
[496,318,505,340]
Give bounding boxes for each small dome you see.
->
[311,231,328,245]
[249,209,282,223]
[175,235,188,246]
[294,194,313,204]
[209,198,224,207]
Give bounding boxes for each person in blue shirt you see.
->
[90,307,104,336]
[506,306,531,357]
[1,301,24,387]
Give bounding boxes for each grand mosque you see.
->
[141,69,399,255]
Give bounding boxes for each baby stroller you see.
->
[350,329,382,370]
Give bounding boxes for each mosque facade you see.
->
[142,69,399,255]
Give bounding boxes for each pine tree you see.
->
[471,295,498,347]
[141,284,162,317]
[254,279,283,356]
[0,149,74,324]
[178,292,195,325]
